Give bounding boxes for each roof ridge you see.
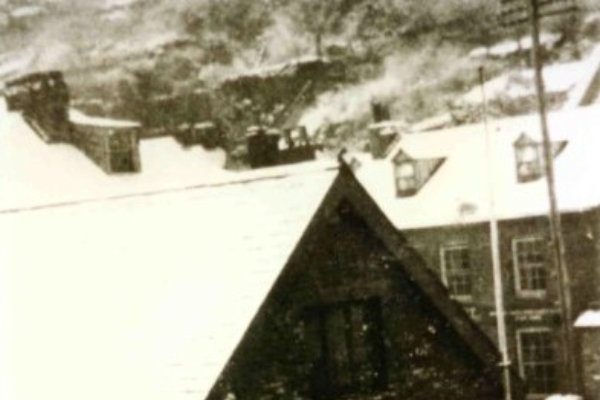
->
[0,164,339,215]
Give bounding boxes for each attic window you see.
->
[393,150,445,198]
[395,160,418,196]
[514,133,567,183]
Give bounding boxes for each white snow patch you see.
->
[545,395,582,400]
[10,5,45,19]
[575,310,600,328]
[69,108,141,129]
[487,33,560,58]
[462,61,585,104]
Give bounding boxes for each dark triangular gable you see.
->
[207,163,524,400]
[287,163,511,369]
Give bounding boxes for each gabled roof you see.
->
[357,104,600,230]
[0,155,513,400]
[264,164,521,394]
[0,162,338,400]
[0,97,333,212]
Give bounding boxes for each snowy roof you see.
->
[0,165,337,400]
[69,108,141,129]
[574,310,600,328]
[0,97,339,400]
[462,61,588,104]
[225,55,324,81]
[486,33,560,58]
[10,5,45,19]
[0,50,36,82]
[357,104,600,230]
[564,45,600,108]
[0,97,335,212]
[0,96,518,400]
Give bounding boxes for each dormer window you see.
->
[515,135,542,182]
[393,150,445,198]
[395,160,418,196]
[514,133,567,183]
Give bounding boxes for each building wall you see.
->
[578,328,600,400]
[208,200,508,400]
[401,211,599,397]
[72,125,141,174]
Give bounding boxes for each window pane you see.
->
[315,299,386,396]
[514,238,547,294]
[519,330,556,394]
[395,161,418,196]
[442,246,472,298]
[398,162,415,178]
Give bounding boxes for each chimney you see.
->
[369,125,398,159]
[278,125,316,165]
[371,100,390,123]
[246,126,280,168]
[5,71,71,143]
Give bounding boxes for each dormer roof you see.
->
[357,104,600,230]
[392,149,445,197]
[513,132,567,183]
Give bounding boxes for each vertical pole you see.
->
[479,66,512,400]
[528,0,578,393]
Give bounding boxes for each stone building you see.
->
[359,103,600,398]
[69,108,141,174]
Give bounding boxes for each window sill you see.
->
[516,291,547,299]
[450,295,473,303]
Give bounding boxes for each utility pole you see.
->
[500,0,580,393]
[527,0,578,393]
[479,66,512,400]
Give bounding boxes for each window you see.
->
[440,245,473,301]
[392,150,445,197]
[516,142,542,182]
[514,133,543,182]
[308,298,386,398]
[395,160,418,196]
[513,237,547,297]
[517,329,556,395]
[514,133,568,183]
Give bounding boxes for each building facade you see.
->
[358,104,600,398]
[403,211,599,397]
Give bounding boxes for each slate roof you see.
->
[357,104,600,230]
[0,160,338,400]
[0,95,342,400]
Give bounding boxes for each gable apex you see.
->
[283,165,517,379]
